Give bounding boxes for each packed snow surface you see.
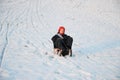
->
[0,0,120,80]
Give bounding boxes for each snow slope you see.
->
[0,0,120,80]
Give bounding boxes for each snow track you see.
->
[0,0,120,80]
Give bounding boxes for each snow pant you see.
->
[54,37,73,56]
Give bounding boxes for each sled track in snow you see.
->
[0,0,120,80]
[0,0,29,67]
[0,24,9,67]
[28,0,43,47]
[28,0,53,49]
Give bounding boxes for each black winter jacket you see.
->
[51,33,73,49]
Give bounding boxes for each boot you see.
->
[69,49,72,57]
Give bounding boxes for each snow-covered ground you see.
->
[0,0,120,80]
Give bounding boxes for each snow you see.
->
[0,0,120,80]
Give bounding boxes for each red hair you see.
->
[58,26,65,33]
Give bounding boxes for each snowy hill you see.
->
[0,0,120,80]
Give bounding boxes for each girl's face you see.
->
[59,28,65,35]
